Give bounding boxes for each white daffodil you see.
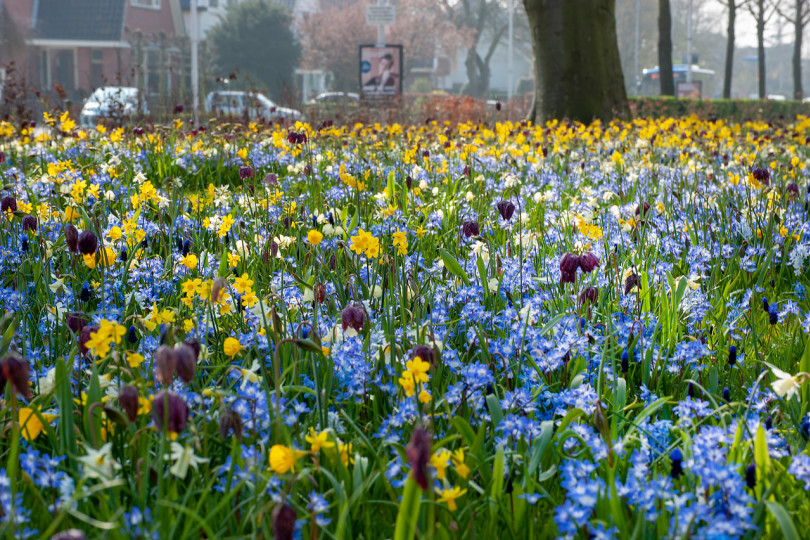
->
[78,443,120,480]
[165,442,209,480]
[771,367,805,400]
[49,277,66,294]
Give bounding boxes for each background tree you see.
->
[523,0,628,123]
[658,0,674,95]
[718,0,742,99]
[208,0,301,100]
[745,0,776,99]
[774,0,810,100]
[437,0,511,97]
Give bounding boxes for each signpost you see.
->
[366,0,395,46]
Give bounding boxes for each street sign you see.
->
[366,5,396,26]
[676,81,701,99]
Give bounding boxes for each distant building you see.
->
[1,0,186,104]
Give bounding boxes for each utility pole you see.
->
[687,0,693,82]
[634,0,640,94]
[190,0,199,124]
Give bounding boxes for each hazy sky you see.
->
[700,2,795,50]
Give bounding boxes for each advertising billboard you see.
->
[359,45,403,99]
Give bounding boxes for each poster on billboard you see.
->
[359,44,403,100]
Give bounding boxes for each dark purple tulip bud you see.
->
[762,296,769,312]
[184,338,201,360]
[0,151,4,163]
[272,503,297,540]
[751,167,770,185]
[238,166,254,179]
[745,463,756,489]
[269,241,279,258]
[495,101,502,111]
[65,224,79,252]
[670,448,684,479]
[624,273,640,295]
[722,387,730,402]
[496,200,515,221]
[313,282,326,304]
[579,252,600,273]
[687,382,695,398]
[173,104,184,114]
[154,345,177,386]
[219,408,243,440]
[66,311,89,334]
[174,344,196,383]
[329,253,337,270]
[50,530,87,540]
[787,182,799,197]
[579,286,599,304]
[765,415,773,430]
[118,385,140,423]
[264,173,278,185]
[133,127,145,136]
[341,303,365,333]
[77,230,98,255]
[80,325,99,356]
[22,215,37,232]
[634,202,651,216]
[406,175,413,189]
[462,221,480,238]
[559,253,581,274]
[412,345,435,366]
[151,390,189,434]
[1,196,16,213]
[560,270,577,285]
[462,165,470,177]
[406,426,432,490]
[621,350,629,373]
[0,353,31,399]
[728,345,737,366]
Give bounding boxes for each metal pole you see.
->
[377,0,386,47]
[633,0,639,95]
[686,0,693,83]
[507,0,514,102]
[191,0,199,124]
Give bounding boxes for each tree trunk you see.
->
[658,0,674,96]
[464,48,490,98]
[757,2,766,99]
[723,2,735,99]
[793,0,804,100]
[523,0,628,124]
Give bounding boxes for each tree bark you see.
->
[658,0,674,96]
[723,2,736,99]
[523,0,628,124]
[756,0,766,99]
[793,0,804,100]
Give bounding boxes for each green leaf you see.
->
[295,339,323,355]
[393,476,422,540]
[528,421,554,476]
[486,393,504,429]
[488,445,505,520]
[754,424,769,498]
[764,501,799,540]
[439,249,470,285]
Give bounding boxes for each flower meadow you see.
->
[0,113,810,539]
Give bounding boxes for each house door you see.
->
[53,49,75,95]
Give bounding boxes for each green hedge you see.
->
[630,96,810,122]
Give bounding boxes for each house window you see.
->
[90,50,104,88]
[210,0,219,7]
[130,0,161,9]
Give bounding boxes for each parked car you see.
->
[80,87,147,127]
[305,92,359,105]
[205,91,303,122]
